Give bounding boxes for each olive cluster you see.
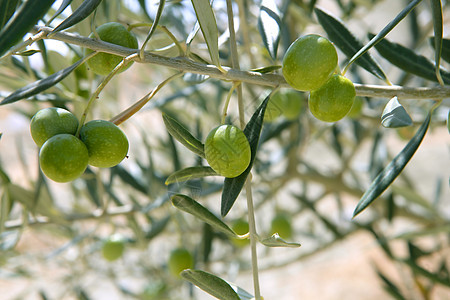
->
[30,107,129,182]
[282,34,356,122]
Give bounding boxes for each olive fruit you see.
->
[231,219,249,248]
[204,125,251,178]
[30,107,79,147]
[282,34,338,91]
[308,74,356,122]
[270,214,292,239]
[85,22,138,75]
[346,96,364,119]
[39,134,89,182]
[102,235,125,261]
[168,248,194,277]
[265,90,303,122]
[79,120,129,168]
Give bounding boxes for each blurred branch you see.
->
[29,26,450,100]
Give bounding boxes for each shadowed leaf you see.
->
[172,194,237,237]
[371,34,450,84]
[221,95,270,217]
[162,113,205,158]
[165,166,218,185]
[0,0,20,31]
[181,269,241,300]
[353,111,432,218]
[1,59,83,105]
[46,0,73,25]
[430,0,444,85]
[52,0,103,33]
[0,0,55,57]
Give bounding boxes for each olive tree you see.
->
[0,0,449,299]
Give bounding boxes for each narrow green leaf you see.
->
[314,8,387,81]
[46,0,73,25]
[171,194,237,237]
[52,0,103,33]
[15,49,41,57]
[259,233,301,248]
[162,113,205,158]
[430,0,444,85]
[165,166,218,185]
[372,34,450,84]
[180,269,241,300]
[111,165,148,195]
[0,59,83,105]
[430,37,450,63]
[258,0,281,60]
[221,95,270,217]
[353,111,432,218]
[250,65,282,74]
[381,97,413,128]
[0,0,20,31]
[341,0,422,76]
[0,0,56,57]
[190,0,223,71]
[139,0,165,57]
[375,267,407,300]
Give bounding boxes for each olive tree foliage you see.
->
[0,0,449,299]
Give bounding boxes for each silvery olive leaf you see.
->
[381,96,413,128]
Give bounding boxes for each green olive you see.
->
[270,214,292,239]
[85,22,138,75]
[231,219,249,247]
[168,248,194,277]
[204,125,251,178]
[79,120,129,168]
[102,235,125,261]
[39,134,89,182]
[265,90,303,122]
[30,107,79,147]
[308,74,355,122]
[282,34,338,91]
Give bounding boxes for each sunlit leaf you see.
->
[181,269,241,300]
[371,34,450,84]
[52,0,103,33]
[171,194,237,237]
[165,166,218,185]
[0,0,56,57]
[259,233,301,248]
[1,59,83,105]
[353,111,432,218]
[162,113,205,158]
[190,0,223,71]
[221,94,270,217]
[381,97,413,128]
[258,0,281,60]
[314,8,387,81]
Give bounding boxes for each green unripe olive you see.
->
[231,219,249,248]
[30,107,79,147]
[168,248,194,277]
[204,125,251,178]
[79,120,129,168]
[308,74,356,122]
[265,90,303,122]
[282,34,338,91]
[270,214,292,239]
[102,235,125,261]
[39,134,89,182]
[85,22,138,76]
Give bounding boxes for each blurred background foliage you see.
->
[0,0,449,299]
